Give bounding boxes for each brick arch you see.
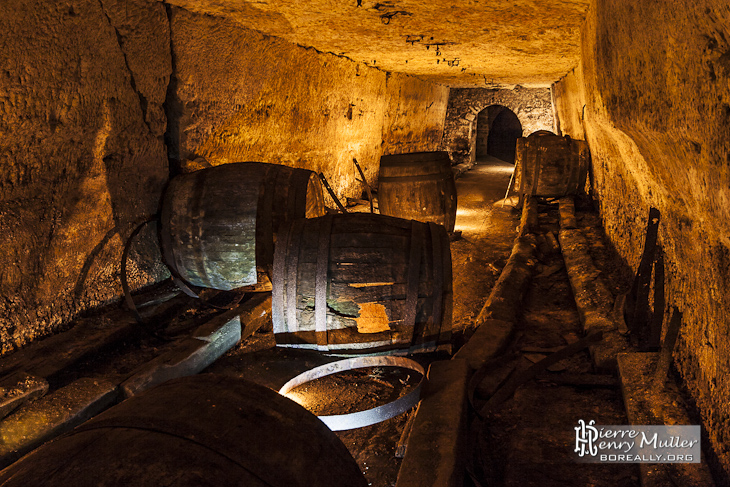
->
[441,87,555,166]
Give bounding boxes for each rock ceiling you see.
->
[163,0,590,88]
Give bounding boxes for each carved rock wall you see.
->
[0,0,171,353]
[553,0,730,479]
[166,6,449,202]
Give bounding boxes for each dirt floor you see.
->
[2,156,651,487]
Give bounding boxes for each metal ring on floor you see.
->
[278,355,425,431]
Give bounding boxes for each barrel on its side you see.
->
[272,213,453,355]
[517,134,590,198]
[160,162,325,290]
[0,375,368,487]
[378,151,457,232]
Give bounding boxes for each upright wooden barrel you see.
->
[160,162,325,290]
[517,134,590,197]
[0,375,368,487]
[272,213,453,355]
[378,151,457,232]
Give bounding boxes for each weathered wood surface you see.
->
[478,332,603,415]
[518,196,538,236]
[0,291,191,380]
[626,207,661,347]
[378,151,458,232]
[559,228,629,371]
[476,234,537,325]
[454,235,536,372]
[0,378,118,470]
[0,375,368,487]
[0,372,48,420]
[121,294,272,398]
[121,307,244,398]
[518,134,589,198]
[273,213,452,354]
[396,359,469,487]
[618,353,716,487]
[160,162,325,291]
[558,196,577,229]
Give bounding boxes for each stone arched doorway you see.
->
[475,105,523,163]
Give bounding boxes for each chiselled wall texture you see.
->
[553,0,730,479]
[0,0,171,354]
[0,0,449,354]
[441,86,555,165]
[166,6,449,202]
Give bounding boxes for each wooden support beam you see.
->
[396,359,469,487]
[626,207,661,343]
[121,313,242,398]
[477,234,537,325]
[0,372,48,420]
[518,196,538,236]
[0,378,118,470]
[0,293,191,380]
[559,228,629,371]
[618,353,715,487]
[558,196,577,229]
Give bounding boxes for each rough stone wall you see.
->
[166,6,449,202]
[0,1,449,355]
[441,86,555,165]
[553,0,730,479]
[0,0,170,354]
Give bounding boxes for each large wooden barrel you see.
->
[0,375,368,487]
[377,151,457,232]
[272,213,453,354]
[517,134,590,197]
[160,162,325,290]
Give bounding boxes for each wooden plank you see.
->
[0,293,192,380]
[626,207,661,342]
[0,378,118,469]
[121,315,241,398]
[559,196,577,229]
[559,227,632,371]
[453,319,514,371]
[396,359,469,487]
[0,372,49,420]
[477,234,537,324]
[618,353,715,487]
[518,196,538,236]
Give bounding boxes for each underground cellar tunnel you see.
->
[1,0,730,486]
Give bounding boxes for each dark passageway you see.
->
[476,105,523,164]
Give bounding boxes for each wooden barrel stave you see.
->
[0,375,367,487]
[160,162,325,291]
[378,151,457,232]
[272,213,452,354]
[518,135,590,197]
